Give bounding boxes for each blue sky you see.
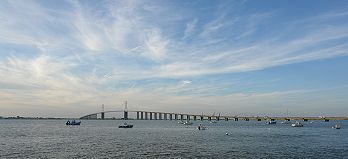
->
[0,0,348,117]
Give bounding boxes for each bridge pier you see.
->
[145,112,148,120]
[234,118,238,121]
[180,114,184,120]
[225,117,228,121]
[141,112,144,120]
[154,113,157,120]
[164,113,167,120]
[124,111,128,120]
[208,117,211,121]
[216,117,220,121]
[174,114,178,120]
[193,116,196,120]
[150,112,153,120]
[200,116,204,121]
[245,118,249,121]
[101,112,105,120]
[187,115,190,120]
[136,112,139,120]
[159,113,162,120]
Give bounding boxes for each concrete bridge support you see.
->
[101,112,105,120]
[208,117,211,121]
[180,114,184,120]
[154,113,157,120]
[234,118,238,121]
[159,113,162,120]
[145,112,148,120]
[141,112,144,120]
[150,113,153,120]
[225,117,228,121]
[124,111,128,120]
[169,114,172,120]
[174,114,178,120]
[137,112,139,120]
[164,113,167,120]
[200,116,204,121]
[193,116,196,120]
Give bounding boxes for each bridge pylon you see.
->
[123,101,128,120]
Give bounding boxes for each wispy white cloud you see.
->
[183,19,198,39]
[1,1,348,117]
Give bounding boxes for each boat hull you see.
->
[119,125,133,128]
[66,122,81,125]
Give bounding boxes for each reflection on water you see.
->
[0,120,347,158]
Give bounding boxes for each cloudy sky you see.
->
[1,0,348,118]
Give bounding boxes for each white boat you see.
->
[332,124,341,129]
[183,121,193,125]
[178,120,184,124]
[291,122,303,127]
[197,124,206,130]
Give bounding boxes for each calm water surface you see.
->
[0,119,347,158]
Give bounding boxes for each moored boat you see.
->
[291,122,303,127]
[66,120,81,125]
[119,122,133,128]
[332,124,341,129]
[197,124,206,130]
[268,120,277,125]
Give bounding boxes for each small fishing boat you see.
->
[66,120,81,125]
[332,124,341,129]
[268,120,277,125]
[119,122,133,128]
[183,121,193,125]
[291,122,303,127]
[197,124,206,130]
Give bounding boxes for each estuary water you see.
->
[0,119,347,158]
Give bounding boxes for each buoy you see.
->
[226,133,229,135]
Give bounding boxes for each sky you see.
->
[1,0,348,118]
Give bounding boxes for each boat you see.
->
[183,121,193,125]
[66,120,81,125]
[210,120,217,123]
[291,122,303,127]
[197,124,206,130]
[268,120,277,125]
[178,120,184,124]
[119,122,133,128]
[332,124,341,129]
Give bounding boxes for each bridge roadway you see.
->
[80,110,347,121]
